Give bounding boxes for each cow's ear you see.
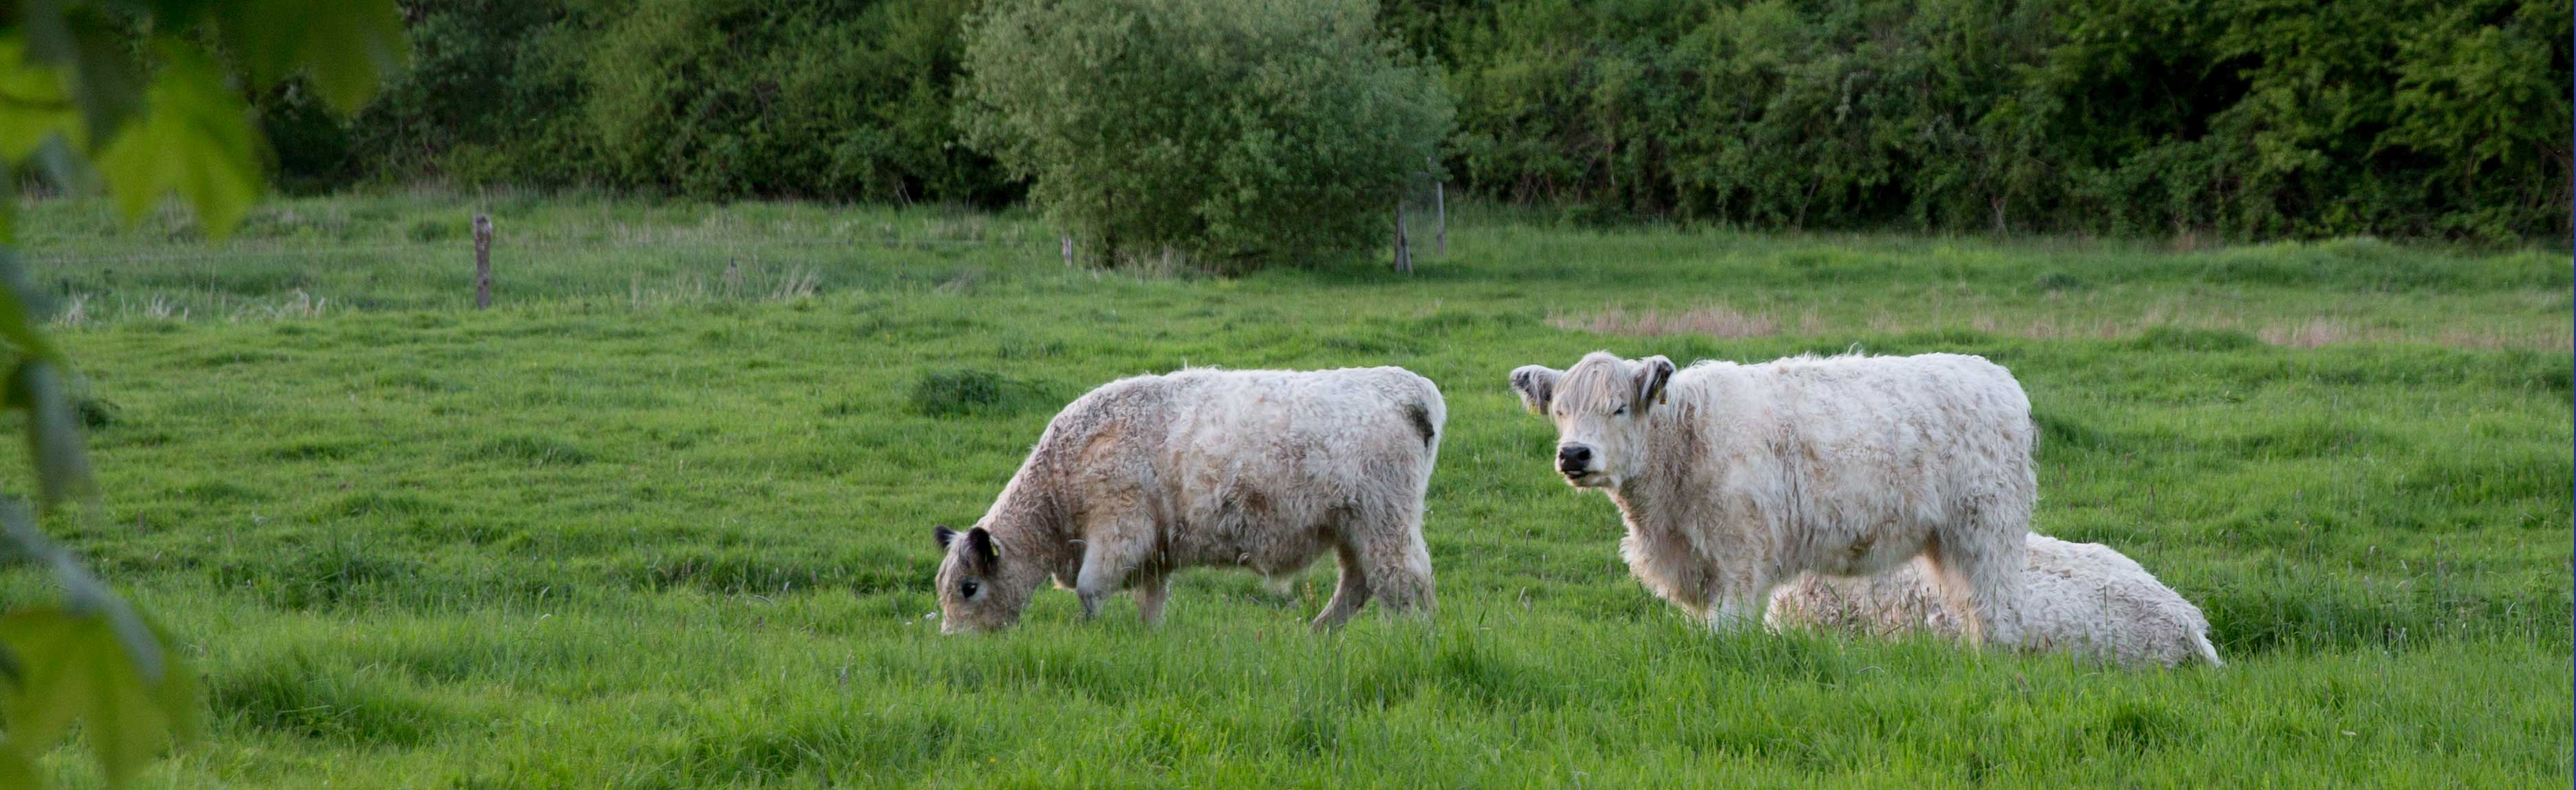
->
[964,526,1001,570]
[934,524,959,550]
[1635,356,1676,408]
[1509,365,1561,415]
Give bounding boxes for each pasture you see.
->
[8,192,2571,787]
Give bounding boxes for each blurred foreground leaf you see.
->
[0,607,197,785]
[96,42,261,237]
[0,1,407,786]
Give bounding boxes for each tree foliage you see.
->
[0,1,406,785]
[1389,0,2571,240]
[959,0,1455,270]
[584,0,1007,203]
[260,0,1007,205]
[275,0,2568,242]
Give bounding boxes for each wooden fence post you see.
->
[1434,180,1446,257]
[1062,235,1074,267]
[1393,202,1411,273]
[472,215,493,310]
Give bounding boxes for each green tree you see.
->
[0,2,405,785]
[960,0,1454,272]
[1403,0,2570,240]
[584,0,1007,205]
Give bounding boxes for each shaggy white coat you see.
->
[1766,533,2223,667]
[935,367,1443,633]
[1510,351,2036,643]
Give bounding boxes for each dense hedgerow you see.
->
[1386,0,2571,240]
[255,0,597,191]
[258,0,2570,242]
[582,0,1010,204]
[958,0,1454,270]
[259,0,1008,205]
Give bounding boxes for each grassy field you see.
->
[6,191,2570,787]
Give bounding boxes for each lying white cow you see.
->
[1510,351,2036,644]
[1767,533,2223,667]
[934,367,1444,633]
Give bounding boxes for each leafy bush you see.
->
[908,368,1047,417]
[959,0,1454,270]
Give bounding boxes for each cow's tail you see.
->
[2189,629,2224,667]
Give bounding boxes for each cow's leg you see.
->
[1074,522,1152,620]
[1707,570,1777,632]
[1929,511,2025,647]
[1621,521,1717,623]
[1310,542,1371,631]
[1134,572,1171,627]
[1355,516,1436,618]
[1710,602,1758,631]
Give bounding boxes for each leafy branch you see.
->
[0,1,406,785]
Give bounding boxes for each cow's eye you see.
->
[960,579,981,599]
[1612,404,1628,416]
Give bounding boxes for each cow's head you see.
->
[933,524,1034,634]
[1508,351,1676,489]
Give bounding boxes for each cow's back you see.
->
[1152,367,1442,571]
[1711,353,2032,526]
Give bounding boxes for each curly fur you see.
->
[935,367,1443,633]
[1511,351,2037,644]
[1767,533,2222,667]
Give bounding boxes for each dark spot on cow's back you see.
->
[1402,402,1436,448]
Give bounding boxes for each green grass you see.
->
[8,191,2571,787]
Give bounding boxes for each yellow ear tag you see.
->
[1658,390,1667,406]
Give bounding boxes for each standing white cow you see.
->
[933,367,1444,634]
[1509,351,2036,644]
[1767,533,2223,667]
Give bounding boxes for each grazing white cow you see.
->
[933,367,1443,634]
[1509,351,2036,644]
[1767,533,2223,667]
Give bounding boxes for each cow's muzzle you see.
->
[1556,444,1594,476]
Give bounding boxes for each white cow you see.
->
[934,367,1443,633]
[1768,533,2223,667]
[1509,351,2036,644]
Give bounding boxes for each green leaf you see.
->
[0,609,98,760]
[0,37,85,161]
[0,743,35,790]
[14,4,150,148]
[214,0,409,115]
[95,41,260,237]
[62,10,145,149]
[0,607,190,787]
[0,251,62,362]
[0,257,93,514]
[8,360,95,508]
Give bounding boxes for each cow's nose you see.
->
[1557,444,1593,472]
